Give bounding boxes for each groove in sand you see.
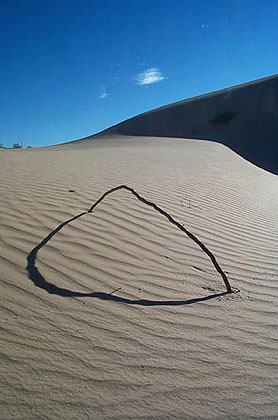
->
[26,185,232,301]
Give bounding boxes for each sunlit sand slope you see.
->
[1,135,278,419]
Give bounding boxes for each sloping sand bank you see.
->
[1,135,277,419]
[89,75,278,174]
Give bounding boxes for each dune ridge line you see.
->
[27,185,232,296]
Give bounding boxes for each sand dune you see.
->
[90,75,278,174]
[1,79,278,419]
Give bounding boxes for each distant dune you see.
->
[92,74,278,174]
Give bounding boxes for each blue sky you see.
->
[1,0,277,147]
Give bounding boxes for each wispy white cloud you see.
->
[99,91,108,99]
[136,68,166,85]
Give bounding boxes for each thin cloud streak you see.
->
[99,92,108,99]
[136,68,166,85]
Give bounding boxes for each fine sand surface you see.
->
[1,133,278,419]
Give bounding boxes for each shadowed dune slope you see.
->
[92,75,278,174]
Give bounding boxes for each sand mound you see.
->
[1,135,277,419]
[85,75,278,174]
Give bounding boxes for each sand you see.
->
[1,79,278,419]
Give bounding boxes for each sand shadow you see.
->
[26,185,232,306]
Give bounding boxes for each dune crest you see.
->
[87,74,277,174]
